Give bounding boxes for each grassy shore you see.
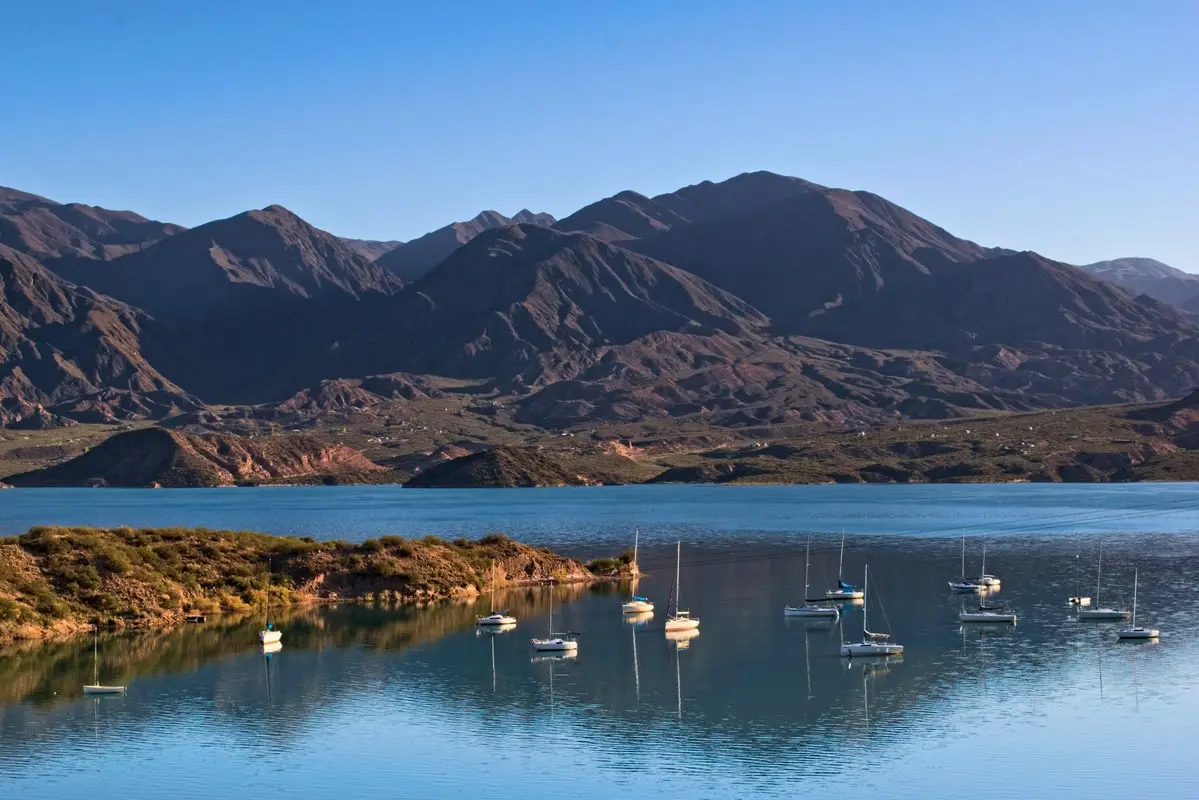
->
[0,526,627,643]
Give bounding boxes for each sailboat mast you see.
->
[1132,568,1138,627]
[1096,545,1103,605]
[961,534,966,580]
[838,531,846,580]
[93,628,99,685]
[547,583,553,634]
[862,565,869,637]
[981,542,987,579]
[675,540,682,610]
[804,537,811,596]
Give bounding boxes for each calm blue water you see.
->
[2,485,1198,799]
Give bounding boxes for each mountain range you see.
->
[1,173,1196,433]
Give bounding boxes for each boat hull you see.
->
[948,582,984,593]
[621,600,654,614]
[664,616,700,632]
[1117,627,1159,640]
[840,642,904,657]
[1069,596,1092,606]
[1078,608,1130,620]
[960,612,1016,623]
[531,638,578,652]
[825,590,864,600]
[83,685,126,695]
[783,605,838,618]
[477,615,517,626]
[259,630,282,644]
[979,576,1001,587]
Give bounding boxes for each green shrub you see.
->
[479,533,509,546]
[379,535,407,547]
[421,535,444,546]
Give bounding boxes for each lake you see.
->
[2,485,1198,798]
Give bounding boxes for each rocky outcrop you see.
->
[405,445,601,488]
[4,428,394,487]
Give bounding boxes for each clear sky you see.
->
[2,1,1195,267]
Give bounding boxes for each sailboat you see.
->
[840,565,903,657]
[531,583,578,652]
[476,587,517,626]
[664,541,700,632]
[259,557,282,645]
[82,627,126,695]
[948,534,985,593]
[825,531,864,600]
[959,596,1017,624]
[1078,544,1130,620]
[1117,568,1159,640]
[977,542,1001,587]
[785,537,839,618]
[621,530,654,614]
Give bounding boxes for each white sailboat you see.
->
[840,565,904,657]
[82,627,126,695]
[785,537,839,618]
[977,542,1001,587]
[1117,568,1159,640]
[259,557,282,645]
[959,597,1017,624]
[531,583,578,652]
[664,540,700,632]
[621,530,654,614]
[948,534,985,593]
[826,531,864,600]
[1078,544,1130,620]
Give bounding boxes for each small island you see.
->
[0,526,631,643]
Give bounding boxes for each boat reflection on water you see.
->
[623,611,654,627]
[665,627,700,649]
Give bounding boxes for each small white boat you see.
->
[1069,596,1092,606]
[785,537,840,618]
[531,584,578,652]
[1078,544,1130,621]
[261,640,283,654]
[259,557,283,645]
[476,611,518,626]
[826,531,865,600]
[840,565,904,657]
[621,531,655,614]
[82,628,126,696]
[1117,568,1159,641]
[664,540,700,633]
[621,597,654,614]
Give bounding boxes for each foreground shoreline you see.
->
[0,526,628,644]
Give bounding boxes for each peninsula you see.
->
[0,526,627,643]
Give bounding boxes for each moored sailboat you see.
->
[621,530,654,614]
[531,583,578,652]
[1077,544,1130,621]
[82,627,126,695]
[840,565,903,657]
[1117,568,1159,640]
[259,558,282,645]
[826,531,864,600]
[948,533,985,593]
[785,537,839,618]
[664,540,700,632]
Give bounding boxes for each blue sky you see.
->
[2,1,1195,267]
